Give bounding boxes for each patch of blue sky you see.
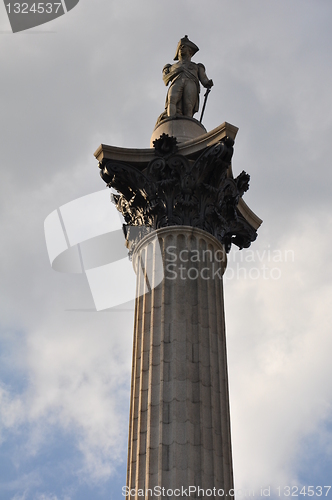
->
[295,421,332,490]
[0,329,28,396]
[0,423,127,500]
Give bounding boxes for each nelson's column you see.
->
[94,36,262,499]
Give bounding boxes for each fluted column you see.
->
[127,226,233,499]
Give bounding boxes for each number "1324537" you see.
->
[6,3,62,14]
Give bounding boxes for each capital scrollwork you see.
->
[99,135,257,255]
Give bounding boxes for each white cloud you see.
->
[225,210,332,490]
[0,386,24,441]
[11,494,28,500]
[0,314,133,481]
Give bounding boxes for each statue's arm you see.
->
[197,63,214,88]
[162,63,183,86]
[162,64,172,86]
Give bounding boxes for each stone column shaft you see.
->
[126,227,234,499]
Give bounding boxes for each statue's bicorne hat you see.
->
[174,35,199,60]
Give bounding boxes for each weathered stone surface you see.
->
[95,124,262,256]
[150,116,207,147]
[94,121,239,162]
[99,131,258,255]
[126,227,234,499]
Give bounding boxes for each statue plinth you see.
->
[150,116,207,147]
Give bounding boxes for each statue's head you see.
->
[174,35,199,61]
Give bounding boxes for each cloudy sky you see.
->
[1,1,332,499]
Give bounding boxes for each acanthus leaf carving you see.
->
[98,136,257,255]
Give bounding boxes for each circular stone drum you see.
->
[150,116,207,147]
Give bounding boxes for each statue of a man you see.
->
[158,35,213,122]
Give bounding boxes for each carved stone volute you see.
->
[98,132,257,255]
